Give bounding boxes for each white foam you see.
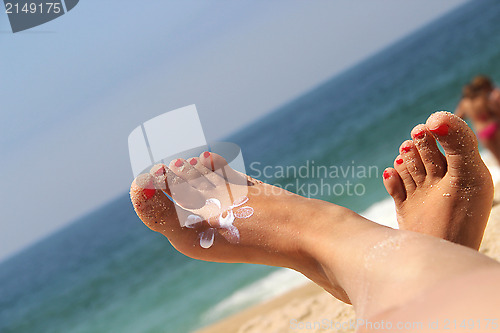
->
[360,196,399,229]
[201,269,309,323]
[480,150,500,184]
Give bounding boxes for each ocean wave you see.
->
[200,268,309,324]
[360,196,398,229]
[480,150,500,184]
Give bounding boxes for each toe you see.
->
[394,150,416,195]
[199,151,252,206]
[131,173,185,230]
[131,173,158,202]
[410,124,447,178]
[425,111,481,177]
[168,158,215,191]
[383,167,406,203]
[199,151,247,185]
[151,164,205,209]
[188,157,228,187]
[130,174,212,254]
[399,140,426,185]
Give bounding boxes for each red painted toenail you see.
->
[430,124,449,136]
[401,146,411,153]
[203,151,210,158]
[189,158,197,165]
[143,180,155,200]
[396,158,404,165]
[383,170,391,179]
[413,130,425,139]
[155,166,166,176]
[175,159,183,167]
[143,188,155,199]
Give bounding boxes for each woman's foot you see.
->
[130,151,362,301]
[383,111,494,249]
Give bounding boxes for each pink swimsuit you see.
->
[478,122,499,141]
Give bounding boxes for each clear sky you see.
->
[0,0,469,262]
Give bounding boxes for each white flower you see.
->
[184,196,254,249]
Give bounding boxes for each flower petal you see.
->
[219,209,235,228]
[231,196,249,208]
[223,225,240,244]
[200,228,215,249]
[234,206,254,219]
[206,198,222,210]
[184,214,203,228]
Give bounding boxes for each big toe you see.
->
[131,173,182,231]
[425,111,484,178]
[130,173,208,254]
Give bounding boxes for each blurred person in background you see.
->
[456,75,500,164]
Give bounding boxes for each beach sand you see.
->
[197,153,500,333]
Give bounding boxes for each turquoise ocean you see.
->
[2,1,500,332]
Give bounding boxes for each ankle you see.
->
[292,200,364,302]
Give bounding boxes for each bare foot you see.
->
[383,111,494,249]
[130,151,361,302]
